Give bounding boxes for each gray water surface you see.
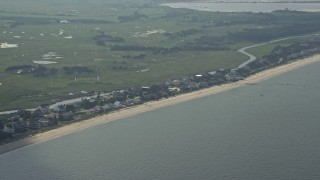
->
[161,2,320,13]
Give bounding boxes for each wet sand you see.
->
[1,55,320,155]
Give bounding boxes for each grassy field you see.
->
[1,0,320,111]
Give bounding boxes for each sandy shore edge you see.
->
[1,55,320,155]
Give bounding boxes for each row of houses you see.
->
[0,65,251,138]
[2,39,320,139]
[1,106,74,135]
[0,68,231,136]
[81,69,232,115]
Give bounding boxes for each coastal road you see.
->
[0,33,319,115]
[237,33,320,68]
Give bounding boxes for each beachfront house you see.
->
[14,120,28,133]
[168,87,180,95]
[102,104,115,111]
[38,117,51,128]
[9,114,22,122]
[2,123,15,134]
[114,101,122,108]
[226,69,243,82]
[92,105,104,114]
[61,112,74,121]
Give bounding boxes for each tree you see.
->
[65,105,76,113]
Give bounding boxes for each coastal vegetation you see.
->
[1,37,320,144]
[5,65,58,77]
[0,0,320,113]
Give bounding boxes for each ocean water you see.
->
[1,62,320,180]
[161,2,320,13]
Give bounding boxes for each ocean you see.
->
[1,61,320,179]
[161,2,320,13]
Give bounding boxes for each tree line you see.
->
[229,22,320,42]
[164,29,201,39]
[93,31,125,46]
[111,44,229,54]
[5,65,95,76]
[5,65,57,77]
[63,66,94,75]
[118,12,148,22]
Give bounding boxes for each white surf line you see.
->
[237,33,320,68]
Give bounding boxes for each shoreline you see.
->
[160,2,320,13]
[1,54,320,155]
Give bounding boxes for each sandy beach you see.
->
[1,54,320,155]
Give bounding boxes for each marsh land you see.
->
[1,0,320,143]
[1,53,320,155]
[1,0,320,111]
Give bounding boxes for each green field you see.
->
[1,0,320,111]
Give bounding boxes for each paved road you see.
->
[1,34,319,115]
[237,33,320,68]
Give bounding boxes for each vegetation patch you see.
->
[5,65,57,77]
[63,66,94,75]
[1,0,320,111]
[164,28,201,39]
[93,31,125,46]
[118,12,148,22]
